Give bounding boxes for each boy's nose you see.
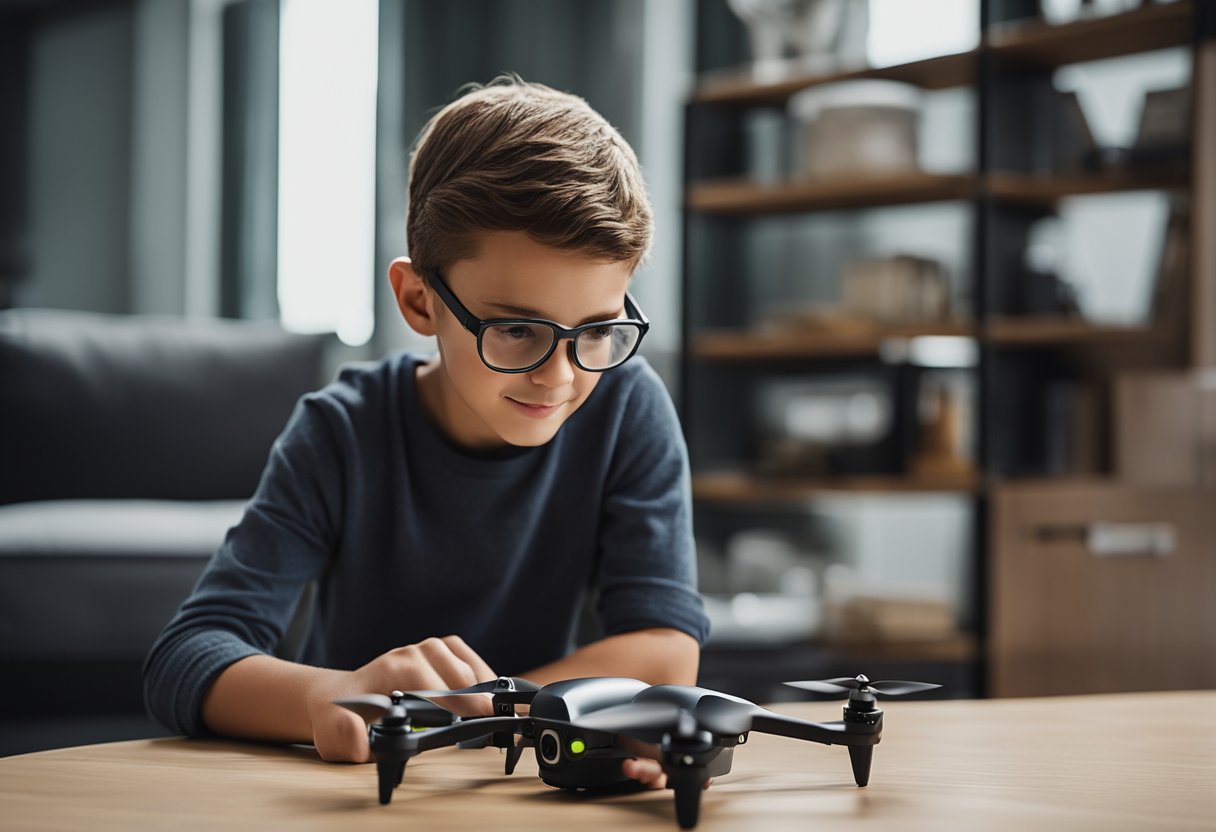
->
[530,340,577,387]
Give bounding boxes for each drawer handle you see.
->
[1035,522,1176,558]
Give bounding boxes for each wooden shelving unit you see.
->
[984,317,1168,346]
[985,168,1191,207]
[691,50,977,107]
[987,1,1194,66]
[686,168,1189,218]
[815,632,979,664]
[692,470,981,503]
[684,1,1213,694]
[686,172,976,216]
[693,322,975,361]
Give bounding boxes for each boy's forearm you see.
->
[523,628,700,687]
[201,654,346,744]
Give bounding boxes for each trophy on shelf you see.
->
[727,0,869,80]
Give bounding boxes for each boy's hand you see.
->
[618,737,713,791]
[306,635,497,763]
[621,757,714,791]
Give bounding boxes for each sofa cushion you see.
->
[0,309,331,504]
[0,499,245,660]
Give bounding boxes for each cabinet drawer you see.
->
[989,481,1216,698]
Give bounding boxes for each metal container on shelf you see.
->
[789,80,922,177]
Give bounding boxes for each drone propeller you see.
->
[333,691,457,728]
[403,676,542,703]
[333,693,398,722]
[784,674,941,697]
[558,696,758,741]
[562,701,696,736]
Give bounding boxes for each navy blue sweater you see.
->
[143,352,708,735]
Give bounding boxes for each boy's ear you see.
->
[388,257,437,336]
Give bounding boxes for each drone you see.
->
[335,673,939,829]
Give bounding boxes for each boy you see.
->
[143,77,708,787]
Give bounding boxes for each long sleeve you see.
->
[594,362,708,644]
[142,395,344,736]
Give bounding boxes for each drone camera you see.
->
[539,729,561,765]
[537,728,588,765]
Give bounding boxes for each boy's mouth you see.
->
[506,397,566,417]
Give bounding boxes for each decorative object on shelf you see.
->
[743,110,792,183]
[1053,89,1100,172]
[702,591,822,643]
[789,80,922,177]
[1150,195,1189,327]
[755,377,898,477]
[1043,379,1102,476]
[701,529,824,644]
[1040,0,1148,25]
[821,564,957,643]
[840,253,951,323]
[1129,85,1191,165]
[1079,83,1193,170]
[725,529,806,593]
[910,383,973,478]
[726,0,869,80]
[1013,217,1083,317]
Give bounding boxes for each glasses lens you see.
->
[575,324,641,370]
[481,323,556,370]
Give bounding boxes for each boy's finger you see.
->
[417,637,479,691]
[621,757,666,789]
[410,639,493,716]
[441,634,496,682]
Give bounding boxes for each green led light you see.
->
[569,738,586,755]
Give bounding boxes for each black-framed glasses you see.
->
[426,270,649,374]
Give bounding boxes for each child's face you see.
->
[416,231,634,450]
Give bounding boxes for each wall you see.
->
[21,3,135,313]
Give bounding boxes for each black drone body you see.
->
[335,673,938,829]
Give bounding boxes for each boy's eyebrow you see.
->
[481,300,625,326]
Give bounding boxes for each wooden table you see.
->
[2,692,1213,831]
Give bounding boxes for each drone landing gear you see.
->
[847,746,873,787]
[504,743,525,775]
[376,759,407,804]
[668,767,708,830]
[659,726,721,830]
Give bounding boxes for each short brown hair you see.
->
[406,75,652,276]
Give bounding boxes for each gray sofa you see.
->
[0,309,332,755]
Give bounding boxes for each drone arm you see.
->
[406,716,526,753]
[748,712,880,747]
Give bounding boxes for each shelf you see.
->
[988,1,1194,67]
[688,2,1194,111]
[686,168,1188,217]
[692,470,981,503]
[986,167,1190,207]
[693,323,976,361]
[984,317,1170,347]
[686,172,975,216]
[814,632,979,664]
[690,50,977,108]
[704,633,979,664]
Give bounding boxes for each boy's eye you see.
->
[500,325,535,340]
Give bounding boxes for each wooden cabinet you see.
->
[684,1,1215,696]
[989,481,1216,697]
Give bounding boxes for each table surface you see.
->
[2,691,1214,831]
